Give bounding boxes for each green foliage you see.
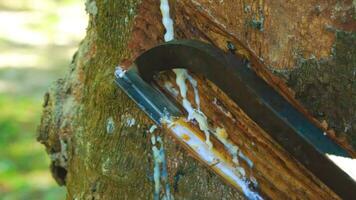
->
[0,0,86,199]
[0,95,66,200]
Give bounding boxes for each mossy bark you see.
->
[38,0,355,199]
[288,30,356,148]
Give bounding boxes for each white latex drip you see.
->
[149,124,158,133]
[152,139,161,199]
[171,124,263,200]
[239,150,254,168]
[186,73,200,109]
[160,0,174,42]
[160,0,208,146]
[115,65,126,78]
[151,135,173,200]
[213,97,234,120]
[159,0,259,198]
[173,68,212,148]
[215,127,239,164]
[164,82,179,97]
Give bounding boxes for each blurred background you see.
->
[0,0,87,199]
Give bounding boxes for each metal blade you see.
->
[115,65,182,125]
[129,39,356,199]
[115,66,267,199]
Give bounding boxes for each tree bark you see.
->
[38,0,356,199]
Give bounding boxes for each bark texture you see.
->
[38,0,356,199]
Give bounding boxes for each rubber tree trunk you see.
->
[38,0,356,199]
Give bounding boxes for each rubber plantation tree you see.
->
[38,0,356,199]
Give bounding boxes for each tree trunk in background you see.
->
[37,0,356,199]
